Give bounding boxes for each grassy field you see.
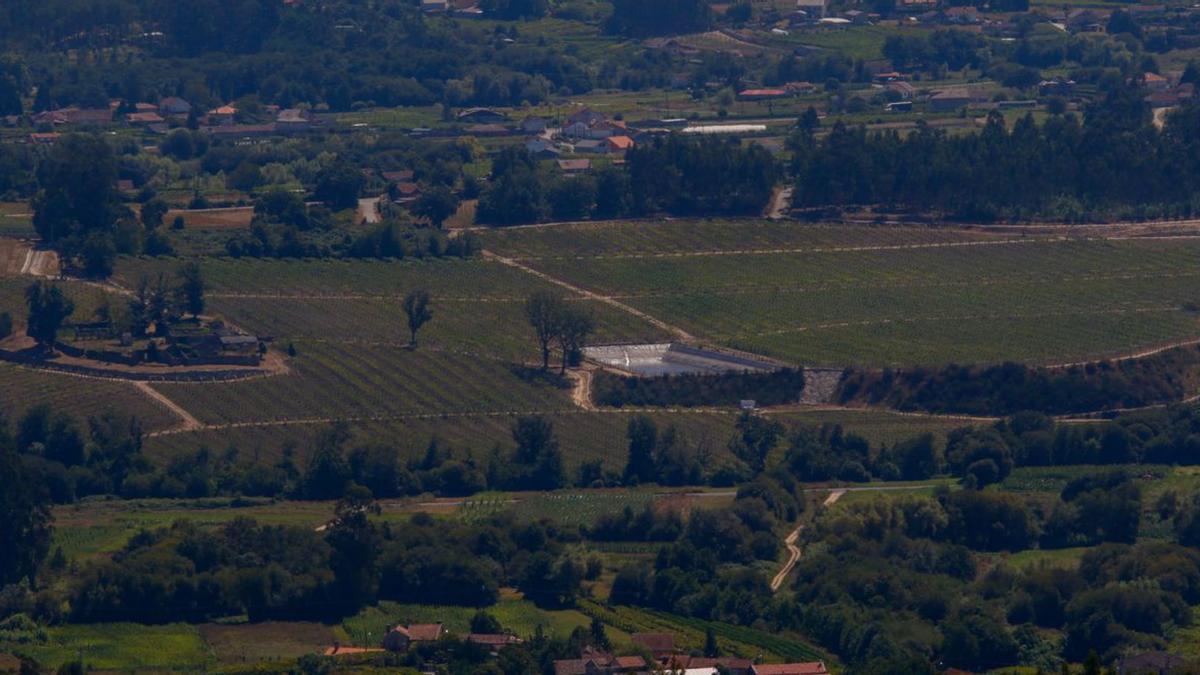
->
[503,222,1200,366]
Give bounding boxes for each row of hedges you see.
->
[835,345,1200,416]
[592,368,806,408]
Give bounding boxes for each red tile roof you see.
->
[631,632,675,653]
[606,135,635,150]
[406,623,442,641]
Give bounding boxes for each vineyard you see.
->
[477,219,1006,260]
[148,341,577,426]
[206,294,664,362]
[518,233,1200,366]
[506,490,658,528]
[113,256,552,297]
[0,364,180,433]
[576,600,832,665]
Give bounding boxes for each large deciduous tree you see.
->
[32,134,123,247]
[402,289,433,347]
[175,263,206,319]
[0,419,53,588]
[411,186,460,229]
[525,291,563,370]
[24,281,74,352]
[556,305,593,373]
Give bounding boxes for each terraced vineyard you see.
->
[0,363,179,433]
[149,341,576,426]
[507,224,1200,366]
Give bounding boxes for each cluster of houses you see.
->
[61,318,264,368]
[420,106,642,173]
[15,97,320,143]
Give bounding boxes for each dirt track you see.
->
[135,382,203,432]
[770,488,847,592]
[483,250,695,341]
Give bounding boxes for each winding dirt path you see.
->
[771,525,804,592]
[568,367,596,411]
[770,488,848,592]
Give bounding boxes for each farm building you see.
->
[382,623,443,651]
[557,158,591,174]
[583,343,780,377]
[457,107,506,124]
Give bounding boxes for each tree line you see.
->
[592,368,805,408]
[790,91,1200,222]
[477,137,777,226]
[836,345,1200,416]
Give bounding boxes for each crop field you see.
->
[507,490,658,527]
[150,342,576,426]
[164,207,255,230]
[113,256,552,297]
[510,224,1200,366]
[200,622,336,665]
[207,295,663,361]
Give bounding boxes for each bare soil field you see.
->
[165,207,255,229]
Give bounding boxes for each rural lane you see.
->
[771,488,847,592]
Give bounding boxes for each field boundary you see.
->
[482,249,695,341]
